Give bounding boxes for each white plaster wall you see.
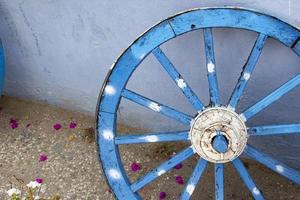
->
[0,0,299,167]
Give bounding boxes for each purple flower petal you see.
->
[39,153,48,162]
[175,175,184,185]
[174,163,183,170]
[159,191,166,199]
[9,118,19,129]
[130,162,141,172]
[69,122,77,129]
[10,122,18,129]
[26,123,31,128]
[53,123,62,130]
[35,178,43,184]
[10,118,17,124]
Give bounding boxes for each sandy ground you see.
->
[0,96,299,200]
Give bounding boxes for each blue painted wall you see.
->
[0,1,299,167]
[0,41,4,95]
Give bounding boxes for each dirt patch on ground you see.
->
[0,96,299,199]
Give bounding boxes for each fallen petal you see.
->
[39,153,48,162]
[10,118,17,124]
[11,123,18,129]
[69,122,77,129]
[131,162,141,172]
[174,163,183,170]
[53,123,62,130]
[35,178,43,184]
[159,191,166,199]
[175,175,184,185]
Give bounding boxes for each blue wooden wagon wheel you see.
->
[96,7,300,199]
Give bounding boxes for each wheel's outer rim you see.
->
[96,7,300,199]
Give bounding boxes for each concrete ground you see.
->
[0,96,299,199]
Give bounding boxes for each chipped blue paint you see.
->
[180,159,207,199]
[245,145,300,185]
[0,41,5,96]
[249,124,300,136]
[168,8,300,49]
[292,37,300,56]
[96,7,300,199]
[96,111,140,199]
[232,158,264,200]
[152,47,204,111]
[122,89,192,125]
[228,33,268,109]
[242,74,300,120]
[131,147,195,192]
[115,130,189,145]
[203,27,220,106]
[215,163,224,200]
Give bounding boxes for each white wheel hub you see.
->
[190,107,248,163]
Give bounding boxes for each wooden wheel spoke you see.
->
[232,158,264,200]
[215,163,224,200]
[245,145,300,185]
[131,147,195,192]
[203,28,220,106]
[122,89,192,125]
[249,124,300,136]
[180,159,208,199]
[115,131,189,145]
[241,74,300,121]
[152,47,205,111]
[228,33,268,110]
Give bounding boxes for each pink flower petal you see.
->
[35,178,43,184]
[174,163,183,170]
[39,153,48,162]
[175,175,184,185]
[69,122,77,129]
[53,123,62,130]
[159,191,166,199]
[131,162,141,172]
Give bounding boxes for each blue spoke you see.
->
[249,124,300,136]
[245,145,300,185]
[212,133,228,153]
[122,89,192,125]
[152,47,205,111]
[203,28,220,106]
[115,131,189,145]
[232,158,264,200]
[131,146,195,192]
[228,33,268,110]
[241,74,300,121]
[180,159,208,200]
[215,163,224,200]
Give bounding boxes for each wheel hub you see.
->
[190,107,248,163]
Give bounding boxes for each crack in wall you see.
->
[18,1,42,56]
